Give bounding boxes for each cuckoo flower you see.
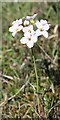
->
[9,23,23,37]
[23,25,33,33]
[20,25,38,48]
[20,34,37,48]
[35,19,49,38]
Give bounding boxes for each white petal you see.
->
[36,29,42,36]
[40,19,47,25]
[24,32,30,38]
[24,20,29,25]
[43,24,49,30]
[31,35,38,43]
[9,26,15,32]
[12,32,16,37]
[23,25,33,33]
[26,16,31,20]
[9,24,19,32]
[23,26,27,32]
[35,20,42,29]
[14,24,19,28]
[19,25,23,30]
[12,19,22,25]
[28,25,33,31]
[42,31,48,38]
[27,41,34,48]
[26,13,37,20]
[12,19,19,25]
[24,30,35,38]
[31,13,38,19]
[20,37,28,44]
[19,19,22,24]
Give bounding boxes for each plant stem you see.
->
[33,55,39,93]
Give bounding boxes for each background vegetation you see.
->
[0,2,60,119]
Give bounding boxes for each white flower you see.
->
[40,19,47,25]
[23,25,34,33]
[35,19,49,38]
[26,13,38,20]
[9,24,23,37]
[20,32,38,48]
[24,20,29,26]
[12,18,22,25]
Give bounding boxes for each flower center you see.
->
[40,28,43,32]
[16,28,19,32]
[28,37,31,41]
[28,30,31,33]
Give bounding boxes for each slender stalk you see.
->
[33,55,39,93]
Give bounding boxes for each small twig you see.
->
[48,34,58,40]
[3,74,13,80]
[29,83,36,95]
[37,43,58,67]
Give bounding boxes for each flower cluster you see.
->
[9,14,50,48]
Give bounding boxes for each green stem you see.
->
[33,55,39,93]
